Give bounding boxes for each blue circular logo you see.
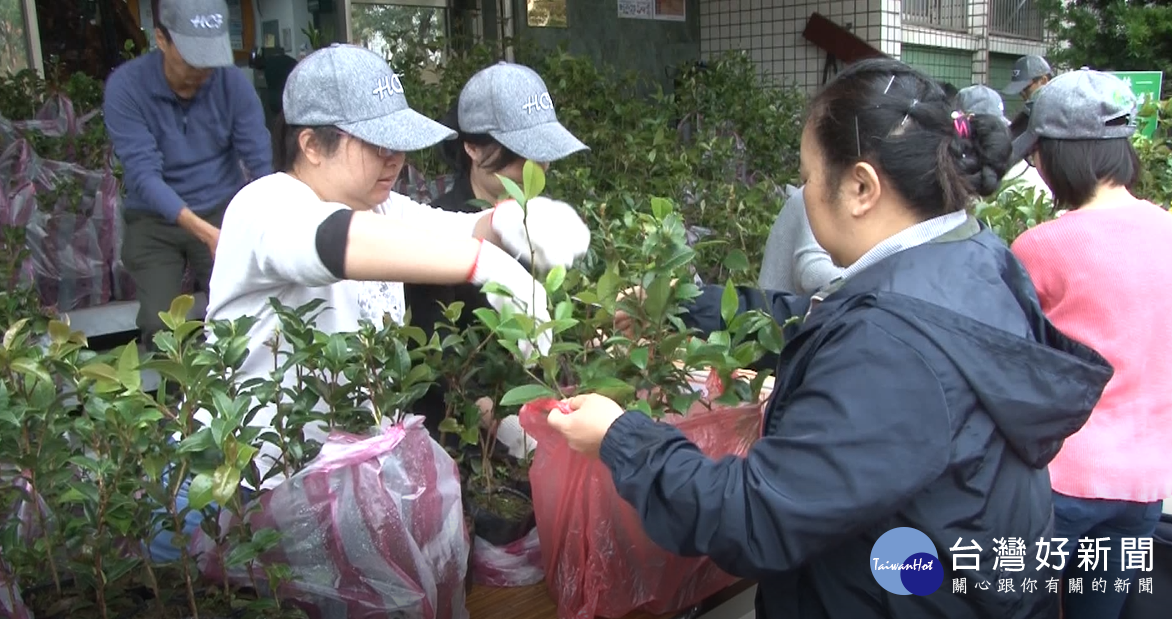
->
[869,527,944,596]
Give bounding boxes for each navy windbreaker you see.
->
[597,217,1113,619]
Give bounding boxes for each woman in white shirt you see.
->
[149,44,591,562]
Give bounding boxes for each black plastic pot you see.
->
[467,485,535,547]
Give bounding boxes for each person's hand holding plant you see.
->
[545,394,626,457]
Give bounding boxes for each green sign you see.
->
[1108,71,1163,138]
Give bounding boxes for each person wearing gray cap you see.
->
[145,44,591,563]
[955,84,1052,203]
[1003,54,1053,101]
[405,61,590,447]
[103,0,272,349]
[206,43,589,480]
[1010,68,1172,619]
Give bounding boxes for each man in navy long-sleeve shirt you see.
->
[104,0,272,345]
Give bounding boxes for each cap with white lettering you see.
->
[157,0,234,68]
[1003,55,1052,96]
[283,44,456,152]
[1010,68,1138,162]
[458,62,588,162]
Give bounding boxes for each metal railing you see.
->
[989,0,1045,40]
[902,0,968,32]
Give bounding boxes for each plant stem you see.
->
[12,371,63,595]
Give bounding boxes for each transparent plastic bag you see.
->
[0,559,30,619]
[1,99,120,311]
[471,527,543,588]
[0,472,49,619]
[192,416,470,619]
[518,373,764,619]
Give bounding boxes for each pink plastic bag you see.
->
[192,416,470,619]
[471,527,543,587]
[519,375,764,619]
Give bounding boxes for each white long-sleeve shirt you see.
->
[758,185,844,295]
[203,172,483,489]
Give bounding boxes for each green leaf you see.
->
[472,307,500,330]
[758,321,784,354]
[437,417,462,434]
[545,265,566,294]
[176,428,216,454]
[225,543,261,569]
[499,384,559,407]
[498,175,526,207]
[522,159,546,200]
[47,320,72,345]
[211,465,241,506]
[630,347,649,370]
[115,343,142,392]
[723,249,750,272]
[9,358,51,386]
[3,318,29,350]
[187,473,215,511]
[644,276,673,321]
[720,284,739,326]
[580,377,636,402]
[650,197,672,220]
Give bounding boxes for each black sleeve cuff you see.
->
[315,208,353,279]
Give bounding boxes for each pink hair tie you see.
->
[951,111,971,139]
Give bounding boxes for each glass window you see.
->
[0,0,31,73]
[351,1,448,65]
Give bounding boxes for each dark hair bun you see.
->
[949,113,1012,197]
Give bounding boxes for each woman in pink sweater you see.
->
[1010,69,1171,619]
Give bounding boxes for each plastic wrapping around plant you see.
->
[0,98,121,312]
[0,561,30,619]
[0,474,47,619]
[190,416,470,619]
[470,528,544,588]
[393,165,456,206]
[517,375,765,619]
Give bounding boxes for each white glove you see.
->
[494,414,538,459]
[491,197,590,274]
[467,240,552,359]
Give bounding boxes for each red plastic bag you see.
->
[191,416,470,619]
[471,527,544,587]
[519,381,764,619]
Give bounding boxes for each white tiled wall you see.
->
[699,0,1047,92]
[699,0,902,92]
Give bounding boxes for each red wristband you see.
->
[465,239,484,283]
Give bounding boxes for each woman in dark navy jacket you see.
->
[546,58,1114,619]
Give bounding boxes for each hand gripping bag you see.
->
[518,374,764,619]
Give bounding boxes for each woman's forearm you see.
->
[344,211,482,283]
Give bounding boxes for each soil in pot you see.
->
[467,484,535,547]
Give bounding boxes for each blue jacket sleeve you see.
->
[597,317,952,578]
[103,71,186,222]
[228,68,273,179]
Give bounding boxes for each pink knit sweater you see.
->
[1011,200,1172,503]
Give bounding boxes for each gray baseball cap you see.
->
[157,0,234,68]
[458,62,588,162]
[1003,55,1052,95]
[283,44,455,152]
[1011,68,1138,161]
[956,85,1006,119]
